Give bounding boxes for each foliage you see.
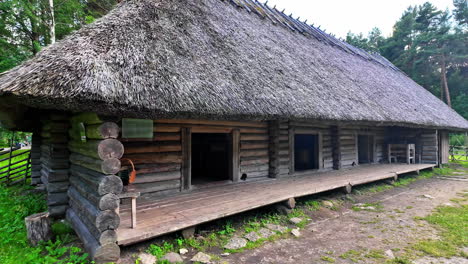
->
[0,0,118,72]
[0,183,90,263]
[346,1,468,119]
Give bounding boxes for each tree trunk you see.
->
[440,55,451,107]
[49,0,55,44]
[25,212,52,246]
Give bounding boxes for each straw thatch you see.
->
[0,0,467,130]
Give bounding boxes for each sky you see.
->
[266,0,454,38]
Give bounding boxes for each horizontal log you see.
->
[240,158,269,166]
[133,171,181,184]
[68,187,120,231]
[40,157,69,170]
[241,142,269,150]
[70,177,119,211]
[241,164,269,173]
[123,143,181,154]
[48,192,68,206]
[70,164,122,195]
[241,134,269,141]
[85,123,120,140]
[48,181,69,193]
[240,149,269,158]
[49,205,68,217]
[41,167,69,182]
[70,153,121,175]
[154,133,180,141]
[68,139,124,160]
[135,163,181,174]
[122,153,182,165]
[67,206,117,245]
[66,209,120,263]
[153,125,181,133]
[125,180,180,194]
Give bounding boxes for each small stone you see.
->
[221,253,230,257]
[137,252,156,264]
[289,217,303,225]
[291,228,301,237]
[365,206,376,211]
[422,194,434,199]
[224,237,247,250]
[181,227,196,239]
[179,248,188,255]
[322,200,334,208]
[443,202,454,207]
[244,232,261,242]
[161,252,183,263]
[258,228,275,238]
[191,252,211,263]
[385,249,395,259]
[265,223,288,233]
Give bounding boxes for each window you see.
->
[294,134,320,171]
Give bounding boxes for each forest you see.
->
[0,0,466,146]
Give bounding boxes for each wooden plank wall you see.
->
[279,121,290,176]
[420,130,438,164]
[340,126,386,167]
[121,119,269,196]
[439,131,449,164]
[287,121,333,171]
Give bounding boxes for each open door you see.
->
[358,135,374,164]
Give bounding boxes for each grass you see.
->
[412,204,468,258]
[320,255,336,263]
[0,183,90,264]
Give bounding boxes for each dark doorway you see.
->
[294,134,319,171]
[191,133,231,185]
[358,135,374,164]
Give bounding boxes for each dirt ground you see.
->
[222,176,468,264]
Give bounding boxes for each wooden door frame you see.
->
[356,133,376,164]
[181,127,240,190]
[289,128,324,175]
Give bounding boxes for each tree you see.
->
[0,0,118,73]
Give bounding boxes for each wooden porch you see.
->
[117,163,435,245]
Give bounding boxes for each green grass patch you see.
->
[320,255,336,263]
[339,249,363,262]
[0,184,89,264]
[412,204,467,258]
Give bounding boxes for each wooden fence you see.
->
[449,145,468,161]
[0,147,32,185]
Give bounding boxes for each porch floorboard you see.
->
[116,163,435,245]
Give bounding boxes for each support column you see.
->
[331,125,341,170]
[268,120,281,178]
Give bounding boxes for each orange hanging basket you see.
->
[121,158,137,184]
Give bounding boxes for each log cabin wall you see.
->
[283,121,332,174]
[420,129,439,164]
[66,113,122,262]
[30,133,42,185]
[340,126,386,167]
[121,119,270,196]
[40,114,71,217]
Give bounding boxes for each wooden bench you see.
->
[117,192,140,229]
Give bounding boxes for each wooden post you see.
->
[268,121,280,178]
[232,129,240,182]
[25,212,52,246]
[288,126,295,175]
[331,126,342,170]
[388,144,392,163]
[181,127,191,190]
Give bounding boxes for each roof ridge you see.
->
[224,0,402,72]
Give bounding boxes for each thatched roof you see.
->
[0,0,467,130]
